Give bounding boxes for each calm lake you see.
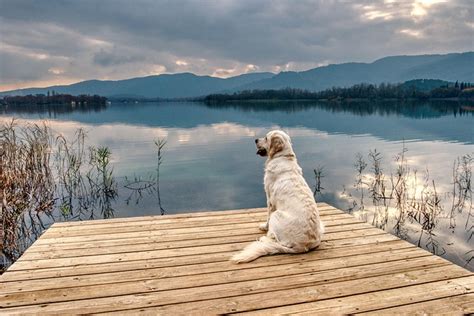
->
[1,100,473,270]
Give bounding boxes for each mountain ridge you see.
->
[1,52,472,99]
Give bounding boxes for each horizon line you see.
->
[1,51,472,93]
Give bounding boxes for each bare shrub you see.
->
[124,138,167,215]
[1,120,55,265]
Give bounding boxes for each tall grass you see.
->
[124,138,167,215]
[339,146,473,267]
[0,120,119,270]
[88,146,118,219]
[313,166,324,197]
[56,128,88,219]
[1,120,55,266]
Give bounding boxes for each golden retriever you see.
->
[231,130,324,263]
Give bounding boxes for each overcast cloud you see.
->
[0,0,472,90]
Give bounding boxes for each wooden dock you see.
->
[1,203,473,314]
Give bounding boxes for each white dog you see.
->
[231,130,324,263]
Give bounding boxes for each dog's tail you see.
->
[230,236,295,263]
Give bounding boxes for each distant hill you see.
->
[1,52,472,99]
[0,72,275,99]
[234,52,473,92]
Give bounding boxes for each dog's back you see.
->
[266,157,323,251]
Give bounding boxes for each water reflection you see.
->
[206,99,474,118]
[3,100,473,144]
[0,100,473,271]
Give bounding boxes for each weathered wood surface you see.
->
[0,203,472,315]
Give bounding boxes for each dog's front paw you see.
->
[259,223,269,231]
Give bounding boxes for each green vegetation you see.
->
[0,93,107,106]
[205,80,474,102]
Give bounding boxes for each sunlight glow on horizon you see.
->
[0,78,82,92]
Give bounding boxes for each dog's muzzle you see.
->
[256,147,267,156]
[255,138,267,156]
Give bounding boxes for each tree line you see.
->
[205,81,474,102]
[1,93,108,106]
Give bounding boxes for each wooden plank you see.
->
[43,208,342,234]
[0,256,452,309]
[51,207,267,227]
[8,232,399,271]
[2,204,472,315]
[1,239,411,283]
[47,205,339,231]
[2,263,467,314]
[236,279,474,315]
[100,269,473,315]
[24,222,372,254]
[20,227,387,261]
[39,213,353,239]
[43,207,340,233]
[1,246,427,295]
[50,203,334,227]
[32,215,363,245]
[42,215,267,238]
[356,293,474,315]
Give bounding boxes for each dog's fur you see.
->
[231,130,324,263]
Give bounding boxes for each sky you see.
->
[0,0,473,91]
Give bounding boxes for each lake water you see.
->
[1,100,473,270]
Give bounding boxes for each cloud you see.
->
[0,0,472,90]
[48,67,65,75]
[93,49,141,67]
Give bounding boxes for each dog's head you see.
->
[255,130,294,159]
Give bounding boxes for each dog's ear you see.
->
[269,135,284,158]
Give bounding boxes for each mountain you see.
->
[0,72,275,99]
[234,52,473,92]
[1,52,472,98]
